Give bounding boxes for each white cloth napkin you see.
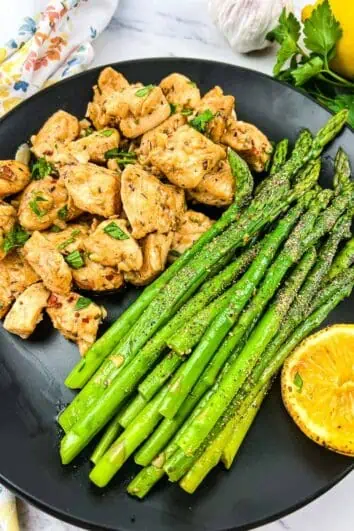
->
[0,0,119,116]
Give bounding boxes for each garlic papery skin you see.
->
[208,0,294,54]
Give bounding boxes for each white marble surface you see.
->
[2,0,354,529]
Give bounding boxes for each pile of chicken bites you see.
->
[0,67,272,356]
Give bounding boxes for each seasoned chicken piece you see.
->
[43,222,90,255]
[149,125,225,189]
[23,231,72,295]
[0,161,31,199]
[104,85,171,138]
[46,292,106,355]
[188,160,235,207]
[221,119,272,172]
[3,282,49,339]
[97,67,130,94]
[61,163,121,218]
[72,258,125,292]
[169,210,214,259]
[18,177,81,231]
[83,218,143,271]
[31,110,80,159]
[67,128,120,164]
[0,252,39,318]
[159,73,201,111]
[121,165,185,239]
[138,113,186,166]
[125,232,173,286]
[0,201,17,260]
[196,86,235,143]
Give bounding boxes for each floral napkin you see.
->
[0,0,119,117]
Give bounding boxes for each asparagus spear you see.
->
[158,197,315,420]
[90,412,123,465]
[64,111,345,392]
[175,248,317,456]
[328,237,354,279]
[228,148,254,205]
[333,147,351,194]
[59,244,258,432]
[64,148,253,391]
[270,139,289,175]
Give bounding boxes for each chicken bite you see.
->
[0,161,31,199]
[138,113,186,166]
[104,85,171,138]
[0,201,17,260]
[83,218,143,271]
[23,231,72,294]
[97,67,130,94]
[169,210,214,259]
[125,232,173,286]
[31,110,80,159]
[159,73,201,111]
[196,86,235,143]
[188,160,235,207]
[121,164,185,239]
[18,177,81,231]
[46,292,106,355]
[221,119,272,172]
[61,163,121,218]
[149,125,226,189]
[67,128,120,164]
[72,258,125,292]
[42,222,90,255]
[0,252,39,318]
[3,282,49,339]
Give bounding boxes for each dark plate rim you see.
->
[0,56,353,531]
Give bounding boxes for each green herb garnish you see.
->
[2,225,30,254]
[99,129,114,137]
[103,222,129,240]
[75,296,92,310]
[268,2,354,127]
[104,148,137,167]
[293,372,303,392]
[57,205,68,220]
[83,127,94,137]
[169,103,177,114]
[181,108,194,116]
[57,230,81,251]
[190,109,214,133]
[50,224,62,233]
[135,84,155,98]
[65,250,85,269]
[31,158,56,180]
[29,194,47,217]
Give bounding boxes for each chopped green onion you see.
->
[103,222,129,240]
[135,84,155,98]
[50,224,62,233]
[57,230,81,250]
[65,250,84,269]
[99,129,114,137]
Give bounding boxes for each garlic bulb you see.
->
[208,0,294,53]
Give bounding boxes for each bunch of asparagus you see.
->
[58,109,354,497]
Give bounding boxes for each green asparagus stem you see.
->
[270,139,289,175]
[138,352,183,401]
[222,277,354,468]
[59,245,258,432]
[159,201,310,419]
[227,148,254,205]
[117,394,147,429]
[90,386,169,487]
[328,237,354,279]
[181,383,270,492]
[90,412,123,465]
[333,148,351,194]
[177,248,317,456]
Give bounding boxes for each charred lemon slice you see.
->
[281,324,354,456]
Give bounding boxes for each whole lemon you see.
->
[302,1,354,80]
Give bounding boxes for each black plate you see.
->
[0,58,353,531]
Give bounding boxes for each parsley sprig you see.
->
[189,109,214,133]
[2,224,30,254]
[268,1,354,128]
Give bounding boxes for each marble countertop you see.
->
[3,0,354,529]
